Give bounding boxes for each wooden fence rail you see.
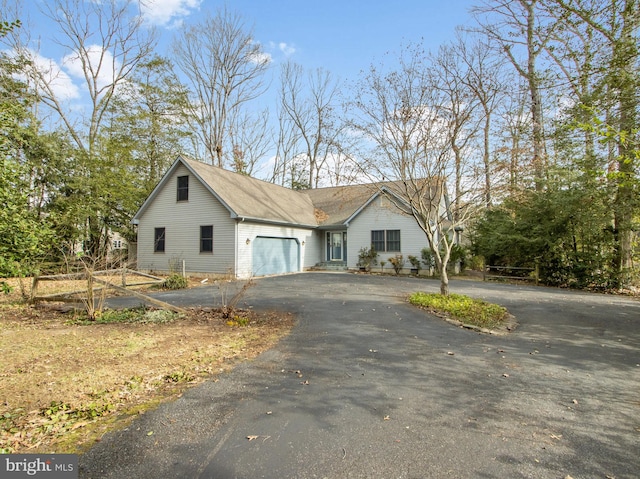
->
[483,264,539,285]
[30,268,186,314]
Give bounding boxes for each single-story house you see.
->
[132,155,450,278]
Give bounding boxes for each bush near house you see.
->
[388,255,405,275]
[357,246,378,272]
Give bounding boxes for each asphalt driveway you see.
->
[80,273,640,479]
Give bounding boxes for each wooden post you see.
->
[31,274,39,303]
[535,262,539,286]
[121,267,127,287]
[482,263,486,282]
[182,260,186,278]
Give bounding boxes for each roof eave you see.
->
[238,216,318,229]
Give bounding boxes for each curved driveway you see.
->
[80,273,640,479]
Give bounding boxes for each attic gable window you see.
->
[177,175,189,202]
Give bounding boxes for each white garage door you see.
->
[252,237,299,276]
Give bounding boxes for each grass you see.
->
[0,276,295,454]
[69,306,182,325]
[408,292,508,330]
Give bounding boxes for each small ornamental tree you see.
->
[349,42,481,294]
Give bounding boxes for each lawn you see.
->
[0,277,294,454]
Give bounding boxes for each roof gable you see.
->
[133,156,318,227]
[304,181,443,227]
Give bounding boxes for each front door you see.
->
[331,232,343,261]
[326,231,347,262]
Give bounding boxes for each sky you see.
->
[14,0,481,180]
[19,0,480,102]
[223,0,479,79]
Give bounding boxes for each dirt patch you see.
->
[0,278,295,454]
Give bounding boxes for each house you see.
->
[132,156,449,278]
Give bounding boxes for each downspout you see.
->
[236,217,246,279]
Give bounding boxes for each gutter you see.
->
[236,216,319,229]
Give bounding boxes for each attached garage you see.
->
[252,236,300,276]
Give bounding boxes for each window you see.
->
[386,230,401,252]
[177,175,189,201]
[371,229,401,252]
[113,240,122,249]
[200,225,213,253]
[154,227,165,253]
[371,230,385,252]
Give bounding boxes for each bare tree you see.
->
[228,107,272,176]
[279,62,344,188]
[349,44,482,295]
[453,31,508,207]
[472,0,559,190]
[172,7,270,168]
[495,80,532,194]
[431,42,482,220]
[270,103,302,187]
[3,0,156,256]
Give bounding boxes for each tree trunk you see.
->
[611,0,638,287]
[527,15,546,187]
[440,268,450,296]
[483,112,492,207]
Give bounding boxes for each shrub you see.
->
[164,273,188,290]
[449,244,467,271]
[357,246,378,272]
[388,255,405,275]
[409,292,507,329]
[408,255,421,273]
[1,281,12,294]
[421,247,434,270]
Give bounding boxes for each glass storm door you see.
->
[331,232,343,261]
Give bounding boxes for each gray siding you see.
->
[136,164,237,275]
[347,196,430,271]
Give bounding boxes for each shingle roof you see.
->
[182,157,318,227]
[134,156,443,229]
[183,157,390,228]
[304,184,379,227]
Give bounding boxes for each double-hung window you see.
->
[386,230,401,252]
[371,229,401,252]
[371,230,385,252]
[200,225,213,253]
[154,227,166,253]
